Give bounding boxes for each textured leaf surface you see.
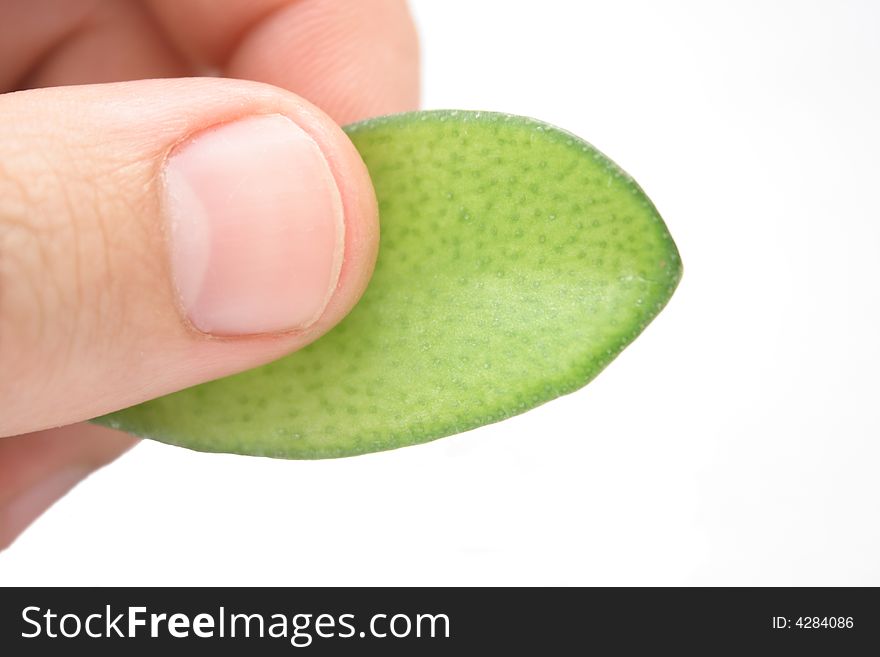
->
[96,111,682,458]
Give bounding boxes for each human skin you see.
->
[0,0,420,549]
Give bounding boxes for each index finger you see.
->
[148,0,420,125]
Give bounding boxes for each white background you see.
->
[2,0,879,585]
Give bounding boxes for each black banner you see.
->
[0,587,876,654]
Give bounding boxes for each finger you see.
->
[0,0,96,90]
[0,424,136,550]
[147,0,420,124]
[0,77,378,437]
[0,0,190,92]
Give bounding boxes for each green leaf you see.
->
[95,110,682,458]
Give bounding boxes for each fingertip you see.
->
[226,0,421,124]
[150,0,420,125]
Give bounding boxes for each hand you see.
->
[0,0,419,548]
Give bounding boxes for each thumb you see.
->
[0,78,378,437]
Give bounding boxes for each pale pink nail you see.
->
[163,114,345,336]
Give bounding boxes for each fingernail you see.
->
[163,114,345,336]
